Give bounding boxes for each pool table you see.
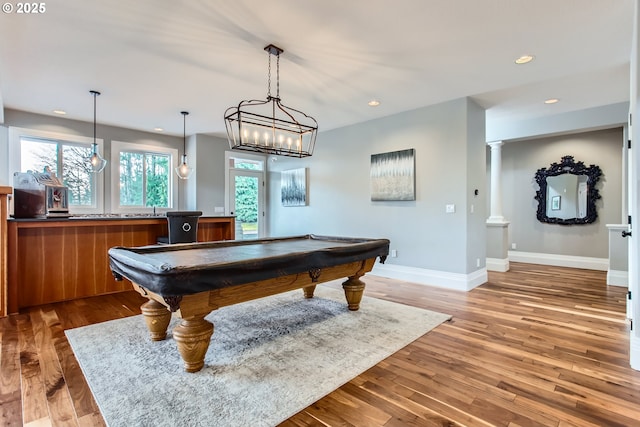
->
[108,234,390,372]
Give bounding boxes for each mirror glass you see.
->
[545,174,588,219]
[534,156,601,225]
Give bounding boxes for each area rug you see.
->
[66,286,451,427]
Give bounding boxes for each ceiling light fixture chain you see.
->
[267,48,272,99]
[92,90,98,145]
[224,43,318,158]
[276,49,280,99]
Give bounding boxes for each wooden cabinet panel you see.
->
[7,216,235,313]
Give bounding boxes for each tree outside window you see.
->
[118,150,170,208]
[20,137,96,207]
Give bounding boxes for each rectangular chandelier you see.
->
[224,44,318,158]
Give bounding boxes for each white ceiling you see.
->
[0,0,633,137]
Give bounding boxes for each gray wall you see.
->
[191,133,229,215]
[500,128,624,258]
[2,103,624,271]
[268,97,487,275]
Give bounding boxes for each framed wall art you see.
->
[281,168,307,206]
[370,148,415,201]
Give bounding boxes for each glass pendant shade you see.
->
[175,154,193,179]
[89,142,107,173]
[88,90,107,173]
[175,111,193,179]
[225,44,317,158]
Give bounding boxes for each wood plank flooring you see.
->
[1,263,639,426]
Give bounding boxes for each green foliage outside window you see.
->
[119,151,170,208]
[235,175,258,223]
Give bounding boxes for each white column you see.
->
[487,141,505,223]
[485,140,510,272]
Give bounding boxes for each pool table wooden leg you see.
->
[342,274,366,311]
[303,285,316,298]
[140,299,172,341]
[172,315,214,373]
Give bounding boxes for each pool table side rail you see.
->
[108,235,389,297]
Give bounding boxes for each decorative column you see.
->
[486,141,510,272]
[488,141,505,222]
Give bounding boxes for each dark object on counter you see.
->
[12,171,70,218]
[156,211,202,244]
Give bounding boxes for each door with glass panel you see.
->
[229,169,264,239]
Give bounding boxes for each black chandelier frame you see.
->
[224,44,318,158]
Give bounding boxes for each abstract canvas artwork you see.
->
[370,149,415,201]
[281,168,307,206]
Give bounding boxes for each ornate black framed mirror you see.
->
[534,155,602,225]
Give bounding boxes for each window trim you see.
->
[110,140,178,214]
[8,126,105,214]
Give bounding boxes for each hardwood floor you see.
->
[1,263,639,426]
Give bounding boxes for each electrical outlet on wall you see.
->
[511,243,517,250]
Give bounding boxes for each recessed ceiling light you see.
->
[368,99,380,107]
[52,109,66,115]
[515,55,534,65]
[154,127,164,132]
[544,98,559,104]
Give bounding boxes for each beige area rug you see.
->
[66,285,451,427]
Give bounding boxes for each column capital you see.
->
[487,140,504,149]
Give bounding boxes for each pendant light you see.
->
[88,90,107,173]
[175,111,193,179]
[224,44,318,158]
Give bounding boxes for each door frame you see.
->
[224,151,267,238]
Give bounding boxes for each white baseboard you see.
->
[486,257,509,272]
[607,269,628,287]
[371,262,487,291]
[508,251,608,271]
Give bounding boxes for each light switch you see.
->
[446,204,455,213]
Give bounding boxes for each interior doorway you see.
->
[225,153,266,240]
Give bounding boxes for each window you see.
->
[231,157,263,171]
[9,127,104,213]
[111,141,178,213]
